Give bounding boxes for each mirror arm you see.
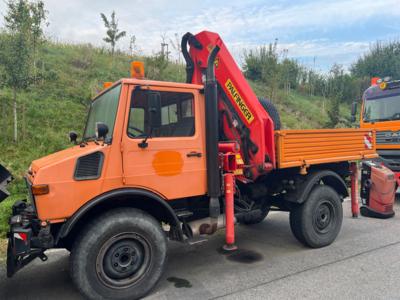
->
[138,128,153,149]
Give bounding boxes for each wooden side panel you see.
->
[275,128,378,169]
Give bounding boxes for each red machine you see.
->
[183,31,276,181]
[360,161,396,218]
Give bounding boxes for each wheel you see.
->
[289,185,343,248]
[258,97,281,130]
[240,207,270,225]
[70,208,167,300]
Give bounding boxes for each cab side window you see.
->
[128,90,195,138]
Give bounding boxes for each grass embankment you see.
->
[0,41,350,238]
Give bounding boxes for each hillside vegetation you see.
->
[0,41,349,237]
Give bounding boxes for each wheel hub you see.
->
[104,240,144,279]
[96,233,151,289]
[314,201,334,233]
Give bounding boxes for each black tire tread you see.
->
[70,208,166,300]
[241,207,270,225]
[289,185,343,248]
[258,97,281,130]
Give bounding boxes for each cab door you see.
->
[121,85,207,200]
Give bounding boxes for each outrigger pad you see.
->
[360,205,395,219]
[0,164,13,202]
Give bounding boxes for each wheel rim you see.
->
[313,200,335,234]
[96,232,152,289]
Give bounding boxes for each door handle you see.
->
[187,151,202,158]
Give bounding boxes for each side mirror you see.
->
[351,102,357,123]
[147,91,162,130]
[96,122,109,140]
[69,131,78,144]
[138,91,162,149]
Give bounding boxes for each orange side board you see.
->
[275,128,378,169]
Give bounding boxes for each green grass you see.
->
[0,41,350,237]
[249,81,351,129]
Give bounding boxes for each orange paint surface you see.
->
[275,128,378,168]
[152,151,184,176]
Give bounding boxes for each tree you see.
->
[100,11,126,55]
[326,64,345,127]
[3,0,34,142]
[170,33,182,64]
[351,41,400,79]
[243,39,280,99]
[128,35,136,57]
[29,0,47,82]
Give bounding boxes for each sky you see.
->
[1,0,400,72]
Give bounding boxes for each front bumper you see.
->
[7,201,52,277]
[377,150,400,172]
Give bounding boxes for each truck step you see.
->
[186,236,208,245]
[175,210,193,219]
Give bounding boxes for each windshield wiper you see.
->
[364,118,392,123]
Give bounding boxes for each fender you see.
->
[57,188,183,241]
[285,170,349,204]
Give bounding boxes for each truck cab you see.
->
[357,78,400,184]
[27,79,209,223]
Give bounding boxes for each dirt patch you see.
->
[167,277,192,288]
[217,247,264,264]
[0,238,7,264]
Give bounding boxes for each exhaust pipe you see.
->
[181,32,203,83]
[181,34,222,235]
[202,45,221,235]
[187,215,236,237]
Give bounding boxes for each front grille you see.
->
[74,152,104,180]
[377,150,400,171]
[376,130,400,145]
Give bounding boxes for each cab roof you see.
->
[94,78,204,99]
[120,78,203,89]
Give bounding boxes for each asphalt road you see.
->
[1,200,400,299]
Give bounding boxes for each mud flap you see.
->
[6,239,17,277]
[0,164,13,202]
[7,227,46,278]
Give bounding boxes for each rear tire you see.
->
[70,208,167,300]
[289,185,343,248]
[241,207,270,225]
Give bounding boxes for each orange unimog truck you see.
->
[3,31,377,300]
[353,77,400,185]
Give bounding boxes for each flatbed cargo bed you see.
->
[275,128,378,169]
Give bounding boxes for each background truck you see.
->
[353,77,400,185]
[3,31,377,300]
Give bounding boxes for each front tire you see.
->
[289,185,343,248]
[70,208,167,300]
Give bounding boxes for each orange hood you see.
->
[30,143,105,182]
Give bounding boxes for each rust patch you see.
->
[152,151,183,176]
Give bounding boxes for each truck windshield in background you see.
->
[363,93,400,122]
[84,84,122,140]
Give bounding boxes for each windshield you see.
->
[84,84,121,140]
[363,93,400,122]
